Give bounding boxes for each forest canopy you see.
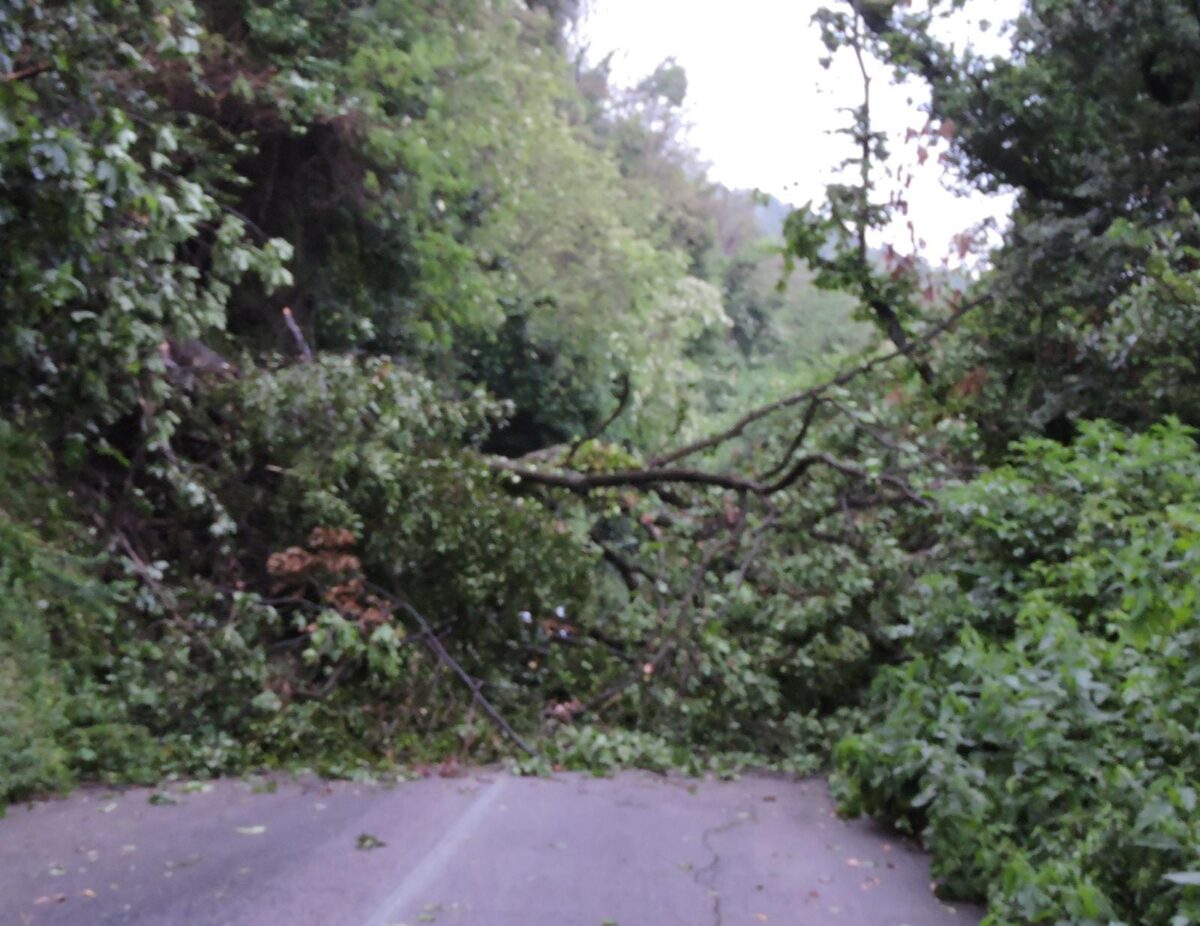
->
[3,1,1200,923]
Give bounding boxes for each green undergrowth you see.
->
[834,420,1200,926]
[0,358,898,809]
[0,422,148,803]
[6,8,1200,926]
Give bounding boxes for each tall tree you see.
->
[853,0,1200,442]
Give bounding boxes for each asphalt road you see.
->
[0,771,980,926]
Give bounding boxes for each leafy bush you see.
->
[834,419,1200,925]
[0,423,154,808]
[0,518,78,804]
[0,350,607,812]
[96,358,601,777]
[0,0,292,439]
[222,356,597,634]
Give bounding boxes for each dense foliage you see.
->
[0,0,869,798]
[869,0,1200,444]
[3,1,1200,923]
[836,421,1200,925]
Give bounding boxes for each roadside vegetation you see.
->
[3,1,1200,922]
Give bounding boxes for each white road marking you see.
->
[360,777,509,926]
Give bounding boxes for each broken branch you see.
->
[491,459,766,496]
[492,451,926,506]
[281,306,314,362]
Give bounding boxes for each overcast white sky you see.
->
[578,0,1023,267]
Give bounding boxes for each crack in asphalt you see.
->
[691,804,757,926]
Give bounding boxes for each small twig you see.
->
[564,372,631,467]
[4,60,52,82]
[705,518,775,626]
[298,659,351,700]
[116,531,181,612]
[756,397,824,482]
[268,635,311,654]
[764,451,930,507]
[594,539,642,591]
[807,528,869,552]
[826,397,902,451]
[218,203,271,242]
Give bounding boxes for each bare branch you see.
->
[764,451,930,507]
[493,443,929,507]
[297,659,351,700]
[491,459,766,496]
[756,396,825,482]
[281,306,314,362]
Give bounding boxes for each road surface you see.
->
[0,770,980,926]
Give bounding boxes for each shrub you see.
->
[0,423,144,808]
[834,419,1200,925]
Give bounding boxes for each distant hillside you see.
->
[753,193,796,241]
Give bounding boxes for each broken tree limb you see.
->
[281,306,314,362]
[490,459,766,496]
[580,531,731,717]
[490,451,927,507]
[581,517,774,718]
